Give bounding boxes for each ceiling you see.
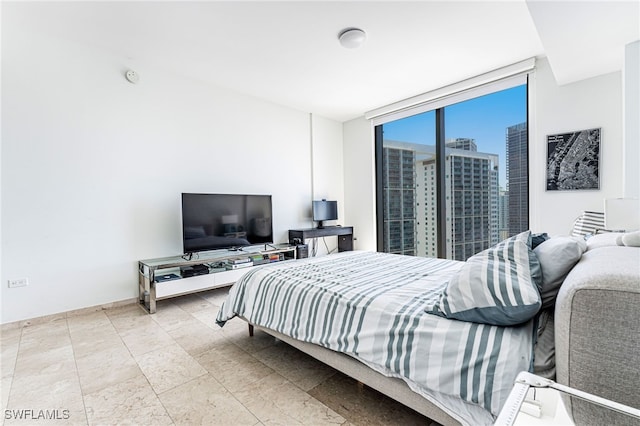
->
[4,1,639,122]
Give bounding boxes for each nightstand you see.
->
[495,372,640,426]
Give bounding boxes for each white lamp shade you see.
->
[604,198,640,231]
[221,215,238,224]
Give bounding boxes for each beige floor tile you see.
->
[10,345,78,415]
[13,345,76,378]
[0,327,22,345]
[150,302,194,332]
[136,343,207,394]
[18,319,71,353]
[232,372,304,426]
[195,342,274,393]
[158,374,258,425]
[217,316,256,346]
[234,371,345,425]
[197,286,231,307]
[252,340,337,391]
[170,293,214,313]
[84,375,172,426]
[67,310,113,333]
[4,405,87,426]
[4,287,435,426]
[308,372,430,426]
[167,319,228,356]
[119,323,175,357]
[7,358,86,426]
[8,371,83,407]
[69,327,124,359]
[1,373,13,413]
[217,315,249,333]
[223,327,279,354]
[107,307,155,333]
[12,312,67,329]
[1,333,20,377]
[190,305,223,329]
[116,314,168,335]
[0,326,21,403]
[75,345,142,395]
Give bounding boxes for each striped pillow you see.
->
[571,211,605,237]
[429,231,542,326]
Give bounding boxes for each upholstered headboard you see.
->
[555,245,640,425]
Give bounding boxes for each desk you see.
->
[288,226,354,252]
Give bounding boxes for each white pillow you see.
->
[618,230,640,247]
[533,236,587,309]
[585,232,624,250]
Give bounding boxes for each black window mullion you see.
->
[435,108,446,258]
[374,125,384,252]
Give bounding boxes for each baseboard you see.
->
[0,297,138,331]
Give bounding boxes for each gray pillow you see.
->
[533,308,556,380]
[429,231,542,326]
[534,236,586,309]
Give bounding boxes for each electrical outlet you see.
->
[8,278,28,288]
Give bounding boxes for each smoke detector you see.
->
[125,70,139,84]
[338,28,366,49]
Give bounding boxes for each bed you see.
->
[216,231,548,425]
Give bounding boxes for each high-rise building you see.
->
[418,154,439,258]
[382,143,417,256]
[383,139,499,261]
[446,138,477,152]
[498,188,510,241]
[506,123,528,236]
[428,139,499,260]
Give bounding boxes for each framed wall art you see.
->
[546,127,601,191]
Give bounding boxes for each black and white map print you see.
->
[546,128,600,191]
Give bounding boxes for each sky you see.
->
[382,84,527,188]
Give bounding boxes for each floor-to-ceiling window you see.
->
[375,82,528,261]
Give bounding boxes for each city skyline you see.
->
[381,140,501,261]
[382,84,526,188]
[380,85,529,260]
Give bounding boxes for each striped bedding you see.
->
[216,251,535,425]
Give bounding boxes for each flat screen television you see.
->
[181,193,273,253]
[312,200,338,229]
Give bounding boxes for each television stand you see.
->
[288,226,354,252]
[138,244,296,314]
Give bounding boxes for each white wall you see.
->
[342,57,627,244]
[343,117,376,252]
[309,115,345,255]
[623,41,640,198]
[1,28,343,323]
[529,58,623,235]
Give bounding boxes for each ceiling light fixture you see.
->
[338,28,366,49]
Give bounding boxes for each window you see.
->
[376,84,528,261]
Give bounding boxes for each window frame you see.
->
[374,74,530,258]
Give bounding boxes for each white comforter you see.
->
[217,251,534,425]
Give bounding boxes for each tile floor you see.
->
[1,288,433,425]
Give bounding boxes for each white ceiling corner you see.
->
[3,1,637,122]
[526,0,640,85]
